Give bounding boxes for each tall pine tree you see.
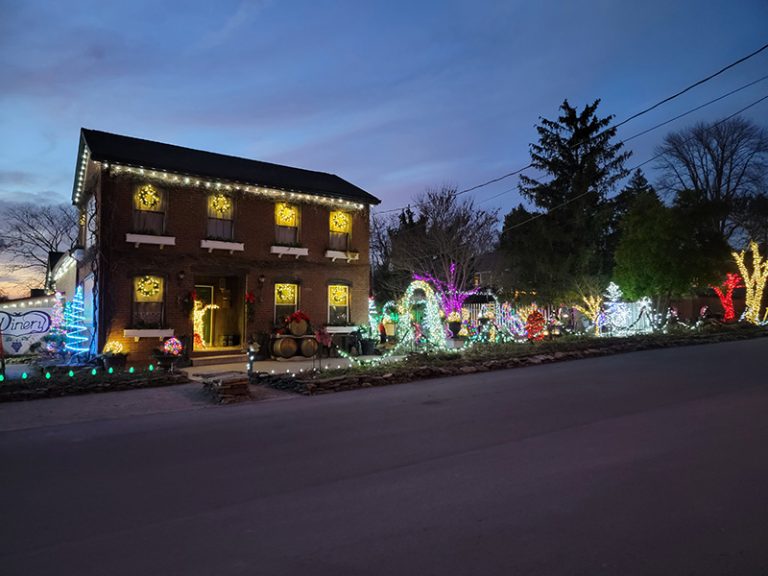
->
[503,99,630,301]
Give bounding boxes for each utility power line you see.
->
[497,93,768,236]
[373,41,768,216]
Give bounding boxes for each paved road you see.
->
[2,339,768,575]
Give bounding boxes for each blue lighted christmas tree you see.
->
[65,285,89,355]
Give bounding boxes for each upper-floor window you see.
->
[274,202,299,245]
[274,283,298,322]
[132,274,164,328]
[329,210,351,251]
[328,284,350,325]
[207,193,234,240]
[133,184,166,235]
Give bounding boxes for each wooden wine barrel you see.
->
[271,337,297,358]
[300,337,318,357]
[289,319,309,336]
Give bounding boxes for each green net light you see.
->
[22,372,28,379]
[0,374,5,382]
[129,366,135,374]
[68,370,74,377]
[148,364,155,372]
[91,368,97,376]
[108,367,114,374]
[45,372,51,380]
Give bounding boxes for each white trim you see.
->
[126,233,176,249]
[200,239,245,254]
[324,326,356,334]
[123,328,174,342]
[325,249,359,263]
[270,245,309,259]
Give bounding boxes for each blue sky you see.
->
[1,0,767,218]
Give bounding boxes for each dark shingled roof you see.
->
[76,128,380,205]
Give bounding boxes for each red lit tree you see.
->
[526,310,546,342]
[710,273,743,322]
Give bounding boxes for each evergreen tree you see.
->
[503,99,631,300]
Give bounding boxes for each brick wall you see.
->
[80,164,373,364]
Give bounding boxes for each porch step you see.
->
[191,353,248,367]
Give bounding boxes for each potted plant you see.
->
[102,341,128,370]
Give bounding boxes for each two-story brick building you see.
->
[68,128,380,364]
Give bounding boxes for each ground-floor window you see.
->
[133,275,164,328]
[328,284,349,325]
[274,283,298,323]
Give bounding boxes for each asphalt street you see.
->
[2,338,768,575]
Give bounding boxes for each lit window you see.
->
[274,283,298,322]
[132,275,164,328]
[133,184,166,235]
[275,203,299,245]
[207,193,234,240]
[329,210,351,250]
[328,284,349,325]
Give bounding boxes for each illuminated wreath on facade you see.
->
[330,211,350,233]
[137,184,161,210]
[137,275,161,298]
[210,193,232,216]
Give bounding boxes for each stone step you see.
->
[191,353,248,367]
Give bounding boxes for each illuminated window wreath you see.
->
[136,184,161,210]
[210,193,232,217]
[136,275,162,298]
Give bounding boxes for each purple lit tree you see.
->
[414,262,480,320]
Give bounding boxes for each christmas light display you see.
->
[275,202,298,227]
[104,163,366,211]
[136,184,161,210]
[574,294,604,336]
[136,275,162,298]
[329,210,352,233]
[603,282,631,336]
[64,285,89,355]
[413,263,479,319]
[733,241,768,324]
[45,292,67,353]
[395,280,448,352]
[193,300,220,348]
[711,273,743,322]
[163,337,183,356]
[209,193,232,216]
[103,341,124,355]
[525,310,545,341]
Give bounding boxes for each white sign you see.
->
[0,308,53,355]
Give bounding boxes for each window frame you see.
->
[327,283,351,325]
[274,202,300,246]
[206,192,235,241]
[132,183,167,235]
[274,282,299,323]
[131,274,166,329]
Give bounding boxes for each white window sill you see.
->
[325,249,359,262]
[201,239,245,253]
[123,328,175,342]
[270,245,309,259]
[126,233,176,248]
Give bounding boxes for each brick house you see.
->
[69,129,380,364]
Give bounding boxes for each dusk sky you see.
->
[1,0,767,217]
